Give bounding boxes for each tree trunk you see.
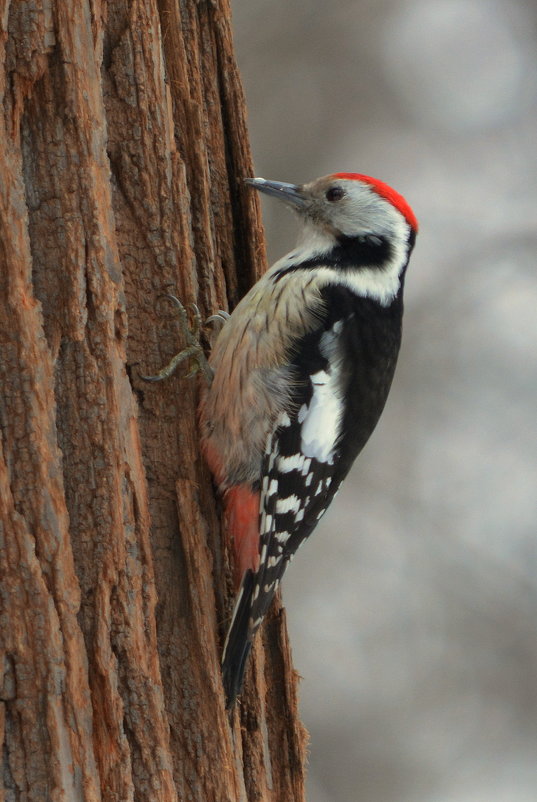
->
[0,1,307,800]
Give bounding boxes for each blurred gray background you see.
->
[231,1,537,800]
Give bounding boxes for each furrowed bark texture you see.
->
[0,1,307,800]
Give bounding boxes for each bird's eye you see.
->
[325,187,345,202]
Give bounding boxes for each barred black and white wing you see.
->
[222,312,348,707]
[221,418,343,707]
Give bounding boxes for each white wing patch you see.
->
[276,495,300,514]
[298,321,345,464]
[277,454,307,473]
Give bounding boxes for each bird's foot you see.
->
[140,294,229,385]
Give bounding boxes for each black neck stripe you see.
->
[274,234,393,281]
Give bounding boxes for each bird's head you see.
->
[246,172,417,244]
[246,172,418,304]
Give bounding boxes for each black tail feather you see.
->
[221,570,255,708]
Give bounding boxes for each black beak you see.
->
[245,177,307,209]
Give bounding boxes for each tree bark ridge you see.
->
[1,0,307,800]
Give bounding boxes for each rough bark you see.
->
[0,1,307,800]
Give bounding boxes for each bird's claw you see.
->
[206,310,231,328]
[140,294,221,384]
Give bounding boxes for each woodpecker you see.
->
[196,172,418,708]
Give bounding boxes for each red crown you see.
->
[332,173,418,232]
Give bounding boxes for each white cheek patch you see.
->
[311,217,411,307]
